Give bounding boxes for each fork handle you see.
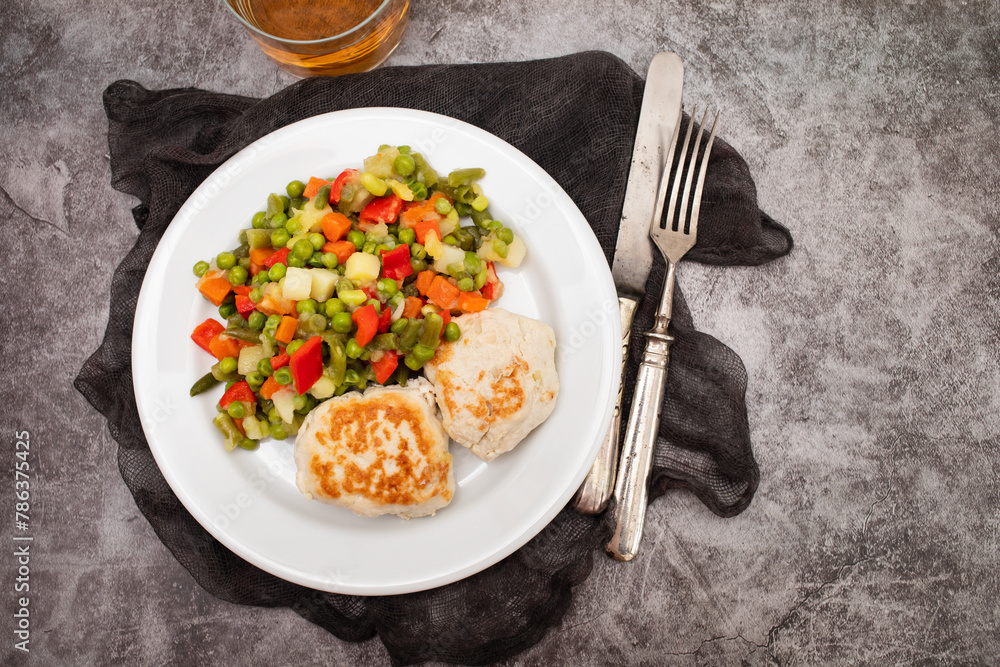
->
[574,297,639,514]
[607,263,677,561]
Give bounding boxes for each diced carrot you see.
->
[259,375,282,400]
[208,332,242,361]
[402,296,424,319]
[303,176,331,200]
[414,270,437,297]
[274,316,298,344]
[426,275,460,310]
[458,291,489,313]
[322,240,356,265]
[320,212,353,242]
[249,247,274,266]
[197,272,233,307]
[412,218,441,245]
[232,285,252,296]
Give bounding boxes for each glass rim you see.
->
[221,0,395,46]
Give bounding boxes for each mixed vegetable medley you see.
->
[189,145,526,452]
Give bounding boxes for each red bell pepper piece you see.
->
[440,309,451,333]
[289,335,323,395]
[380,244,413,282]
[352,303,379,347]
[330,169,360,204]
[270,353,289,370]
[220,380,256,409]
[377,305,393,333]
[235,294,256,317]
[371,351,398,385]
[262,247,290,268]
[359,194,403,225]
[191,319,225,354]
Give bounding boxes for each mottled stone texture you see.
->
[2,0,998,664]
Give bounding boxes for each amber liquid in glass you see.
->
[228,0,410,77]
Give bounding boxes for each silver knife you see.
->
[574,52,684,514]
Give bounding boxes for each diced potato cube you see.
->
[283,266,313,301]
[290,199,333,233]
[310,268,339,302]
[344,251,381,285]
[272,388,296,424]
[432,244,467,274]
[500,235,526,268]
[238,345,267,375]
[367,222,389,242]
[424,231,444,258]
[308,376,336,400]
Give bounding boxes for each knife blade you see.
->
[574,51,684,514]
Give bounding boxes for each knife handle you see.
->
[574,297,639,514]
[608,264,677,560]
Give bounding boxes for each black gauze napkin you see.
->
[75,51,792,665]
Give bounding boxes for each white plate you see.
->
[132,108,620,595]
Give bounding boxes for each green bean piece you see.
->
[340,184,355,203]
[419,313,444,348]
[344,368,360,385]
[454,201,472,217]
[300,313,327,334]
[193,260,210,277]
[189,372,220,397]
[399,318,422,351]
[498,227,515,244]
[475,262,488,290]
[290,197,306,211]
[220,327,260,343]
[470,207,492,228]
[390,317,409,334]
[286,180,306,199]
[372,333,399,351]
[336,277,355,296]
[266,193,284,218]
[252,211,267,229]
[403,353,424,371]
[212,412,242,449]
[411,153,439,187]
[327,340,347,387]
[362,172,388,197]
[394,363,409,387]
[448,167,486,188]
[406,178,428,201]
[227,402,246,419]
[315,184,332,208]
[412,343,436,364]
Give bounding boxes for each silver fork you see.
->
[608,107,721,561]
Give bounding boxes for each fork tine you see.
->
[687,110,721,239]
[678,108,710,235]
[663,105,697,233]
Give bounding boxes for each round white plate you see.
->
[132,108,620,595]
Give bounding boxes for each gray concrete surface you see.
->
[3,0,999,664]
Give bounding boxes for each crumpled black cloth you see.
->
[75,51,792,665]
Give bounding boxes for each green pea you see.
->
[365,299,382,313]
[457,277,475,292]
[377,278,399,298]
[486,219,503,232]
[292,239,313,261]
[434,198,452,215]
[411,257,428,273]
[412,343,435,364]
[325,299,346,317]
[498,227,515,244]
[273,367,292,386]
[403,353,424,371]
[443,235,458,246]
[286,340,304,356]
[287,254,306,268]
[345,338,363,359]
[344,369,360,385]
[390,317,409,334]
[192,260,209,277]
[249,287,263,303]
[328,311,350,334]
[258,358,274,377]
[218,302,237,318]
[216,252,236,270]
[238,256,250,270]
[394,154,416,176]
[269,263,287,280]
[219,356,238,374]
[285,217,303,235]
[252,211,267,229]
[362,241,377,255]
[267,408,281,424]
[286,180,306,199]
[336,278,355,295]
[347,229,365,250]
[270,228,291,249]
[464,251,481,275]
[492,238,509,259]
[248,311,266,330]
[270,423,288,441]
[308,233,326,251]
[444,322,461,342]
[398,228,416,245]
[270,212,288,229]
[411,243,427,260]
[227,402,246,419]
[228,266,249,286]
[297,296,318,314]
[290,197,306,211]
[375,244,390,256]
[321,252,339,270]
